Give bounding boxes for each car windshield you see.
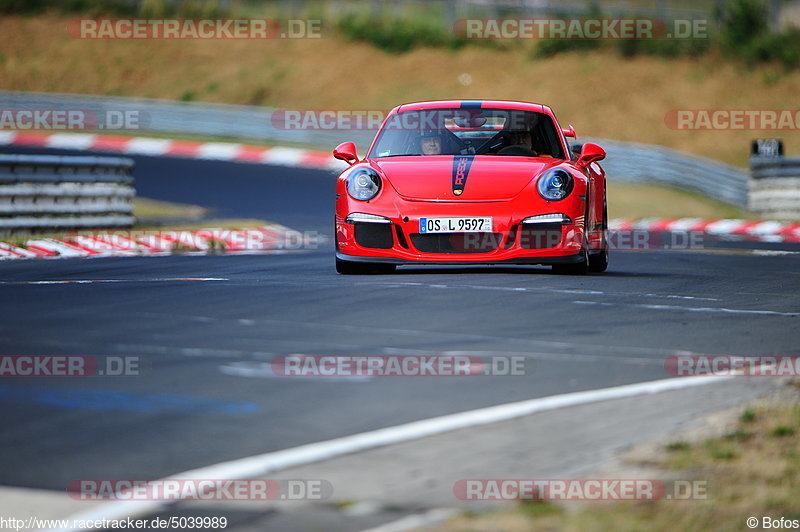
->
[368,108,565,159]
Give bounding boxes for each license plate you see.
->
[419,217,492,233]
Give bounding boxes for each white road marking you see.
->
[751,249,800,256]
[53,373,734,532]
[636,293,718,301]
[574,300,800,317]
[355,281,716,301]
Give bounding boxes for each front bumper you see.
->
[335,194,589,265]
[335,251,586,266]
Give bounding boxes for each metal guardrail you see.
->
[0,155,135,233]
[0,91,750,206]
[0,90,356,148]
[584,138,749,207]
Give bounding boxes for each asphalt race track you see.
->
[0,149,798,515]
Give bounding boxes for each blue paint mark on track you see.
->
[0,386,258,414]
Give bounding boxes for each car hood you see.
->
[371,156,560,201]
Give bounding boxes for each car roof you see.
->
[392,100,553,116]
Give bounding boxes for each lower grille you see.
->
[519,223,563,249]
[410,232,502,253]
[354,223,393,249]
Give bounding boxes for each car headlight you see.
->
[537,169,574,201]
[346,167,382,201]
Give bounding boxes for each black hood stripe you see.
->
[451,155,475,196]
[460,100,482,109]
[452,102,480,194]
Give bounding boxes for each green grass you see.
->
[740,409,757,423]
[132,197,207,224]
[665,441,691,452]
[772,426,796,437]
[436,398,800,532]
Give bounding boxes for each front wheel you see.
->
[336,258,396,275]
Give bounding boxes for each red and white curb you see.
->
[0,131,344,170]
[0,224,319,261]
[609,218,800,243]
[1,218,796,262]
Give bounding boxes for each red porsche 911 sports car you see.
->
[333,100,608,275]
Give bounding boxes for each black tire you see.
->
[336,258,396,275]
[552,247,589,275]
[589,193,609,273]
[588,246,609,273]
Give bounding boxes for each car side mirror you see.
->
[562,125,577,139]
[577,143,606,167]
[333,142,359,166]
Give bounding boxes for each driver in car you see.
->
[420,130,442,155]
[498,129,538,156]
[508,130,533,150]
